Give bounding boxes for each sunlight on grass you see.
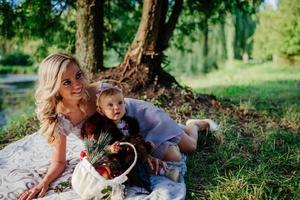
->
[208,172,265,200]
[177,62,300,90]
[177,62,300,107]
[180,61,300,200]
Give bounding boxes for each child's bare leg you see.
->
[178,120,210,153]
[163,145,181,162]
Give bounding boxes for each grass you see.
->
[0,114,39,149]
[177,61,300,200]
[0,91,39,149]
[0,61,299,199]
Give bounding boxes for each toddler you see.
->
[83,83,180,182]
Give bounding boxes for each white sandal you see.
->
[186,119,219,131]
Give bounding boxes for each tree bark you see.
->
[159,0,183,51]
[124,0,164,65]
[203,18,209,58]
[76,0,104,79]
[103,0,182,94]
[225,13,235,61]
[96,0,187,99]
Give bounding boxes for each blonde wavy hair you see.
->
[35,52,89,144]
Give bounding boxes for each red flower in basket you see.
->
[95,166,111,179]
[79,150,87,160]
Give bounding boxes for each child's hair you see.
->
[96,85,123,108]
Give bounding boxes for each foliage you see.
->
[84,132,112,166]
[0,1,16,39]
[252,5,277,61]
[0,0,262,71]
[167,0,259,73]
[0,51,33,66]
[276,0,300,57]
[253,0,300,61]
[0,0,76,63]
[103,0,141,63]
[173,0,261,50]
[0,90,37,149]
[166,24,226,74]
[0,114,39,150]
[233,9,257,59]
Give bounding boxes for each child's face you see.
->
[97,93,126,122]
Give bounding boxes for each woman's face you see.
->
[58,62,86,102]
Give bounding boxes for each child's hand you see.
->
[108,141,121,153]
[147,155,167,175]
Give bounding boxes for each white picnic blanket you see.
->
[0,132,187,200]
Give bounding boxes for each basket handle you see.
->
[108,142,137,184]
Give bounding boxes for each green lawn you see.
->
[177,62,300,200]
[1,61,299,199]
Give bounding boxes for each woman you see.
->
[18,52,212,200]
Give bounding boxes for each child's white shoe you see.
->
[159,168,180,182]
[186,119,219,131]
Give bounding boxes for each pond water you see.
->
[0,74,37,127]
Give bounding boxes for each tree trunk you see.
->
[76,0,104,79]
[225,13,235,61]
[203,18,209,58]
[97,0,184,98]
[203,18,210,72]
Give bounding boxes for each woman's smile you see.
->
[72,88,83,96]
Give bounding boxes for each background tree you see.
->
[76,0,104,78]
[276,0,300,59]
[98,0,183,97]
[0,1,16,54]
[253,0,300,63]
[252,5,277,61]
[0,0,262,83]
[97,0,261,97]
[75,0,143,76]
[0,0,76,61]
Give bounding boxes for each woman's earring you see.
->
[55,94,62,101]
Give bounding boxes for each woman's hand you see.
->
[18,181,49,200]
[147,155,167,175]
[18,129,66,200]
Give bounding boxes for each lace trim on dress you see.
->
[57,113,84,139]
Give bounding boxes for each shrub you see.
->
[0,51,33,66]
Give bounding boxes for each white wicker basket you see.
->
[72,142,137,200]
